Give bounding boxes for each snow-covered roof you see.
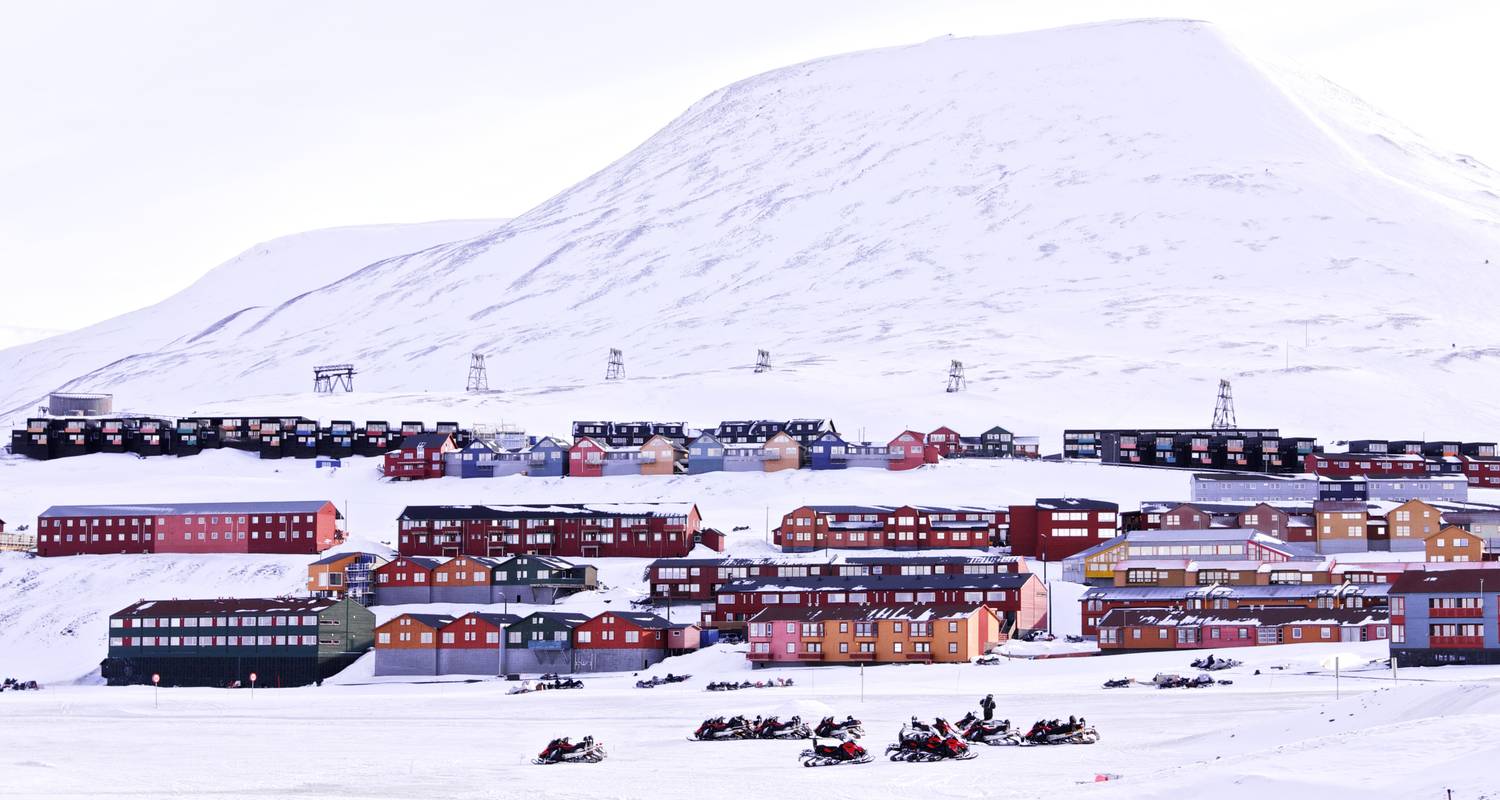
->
[398,503,696,521]
[112,597,338,617]
[42,501,337,518]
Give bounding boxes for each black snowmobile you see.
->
[1190,654,1242,671]
[533,736,606,765]
[886,718,978,762]
[800,738,873,767]
[814,715,865,740]
[752,715,811,740]
[955,711,1022,746]
[1021,717,1099,746]
[690,715,754,741]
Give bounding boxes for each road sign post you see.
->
[151,673,160,709]
[249,672,257,700]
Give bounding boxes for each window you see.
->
[576,631,592,643]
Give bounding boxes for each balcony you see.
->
[747,651,775,661]
[1430,636,1485,649]
[904,652,934,662]
[759,450,782,460]
[798,651,826,660]
[1430,607,1484,618]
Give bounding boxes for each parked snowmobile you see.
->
[533,736,606,765]
[886,717,977,761]
[955,712,1022,746]
[814,716,865,741]
[690,715,754,741]
[1153,672,1216,689]
[800,738,873,767]
[1190,654,1242,671]
[1021,716,1099,746]
[752,715,811,740]
[635,673,691,689]
[973,655,1001,666]
[1101,678,1134,689]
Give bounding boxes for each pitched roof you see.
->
[448,612,521,628]
[597,611,678,629]
[42,501,337,518]
[112,597,338,617]
[382,613,455,629]
[309,551,384,567]
[398,433,453,449]
[1035,498,1118,511]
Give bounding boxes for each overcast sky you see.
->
[2,0,1495,339]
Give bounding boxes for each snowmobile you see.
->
[690,715,754,741]
[814,716,864,741]
[885,718,977,762]
[1153,672,1216,689]
[1021,717,1099,746]
[635,673,691,689]
[532,736,607,765]
[973,656,1002,666]
[1101,678,1134,689]
[800,738,873,767]
[1190,654,1242,671]
[955,712,1022,746]
[752,715,811,740]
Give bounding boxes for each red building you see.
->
[372,556,442,604]
[772,504,1007,552]
[1461,456,1500,488]
[1007,498,1119,560]
[645,554,1026,602]
[706,573,1047,632]
[382,433,455,480]
[396,503,701,558]
[887,431,935,471]
[35,501,342,557]
[1097,606,1389,650]
[567,436,608,478]
[926,427,963,458]
[573,611,689,671]
[1306,452,1426,479]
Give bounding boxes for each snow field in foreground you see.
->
[4,641,1498,800]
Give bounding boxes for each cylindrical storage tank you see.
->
[49,392,113,416]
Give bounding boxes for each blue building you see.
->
[449,440,501,478]
[524,437,569,477]
[807,432,849,471]
[1391,569,1500,666]
[687,434,726,474]
[723,442,764,472]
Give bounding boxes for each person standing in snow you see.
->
[980,693,997,721]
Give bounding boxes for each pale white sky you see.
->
[1,0,1495,336]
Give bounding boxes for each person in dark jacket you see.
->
[980,693,997,721]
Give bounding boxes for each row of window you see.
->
[113,615,319,628]
[44,529,314,544]
[726,590,1013,605]
[112,635,319,647]
[42,515,314,527]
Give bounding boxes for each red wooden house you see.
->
[646,554,1026,602]
[773,504,1007,552]
[926,427,963,458]
[887,431,935,471]
[382,432,455,480]
[573,611,691,671]
[438,612,520,675]
[373,556,441,604]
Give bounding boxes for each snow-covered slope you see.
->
[6,18,1500,436]
[0,218,503,422]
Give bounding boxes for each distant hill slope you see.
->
[5,19,1500,435]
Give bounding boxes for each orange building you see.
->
[762,432,804,473]
[1388,500,1441,551]
[639,435,687,476]
[747,605,1004,666]
[1426,527,1483,563]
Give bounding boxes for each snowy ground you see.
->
[3,641,1495,800]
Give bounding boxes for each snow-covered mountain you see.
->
[6,19,1500,437]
